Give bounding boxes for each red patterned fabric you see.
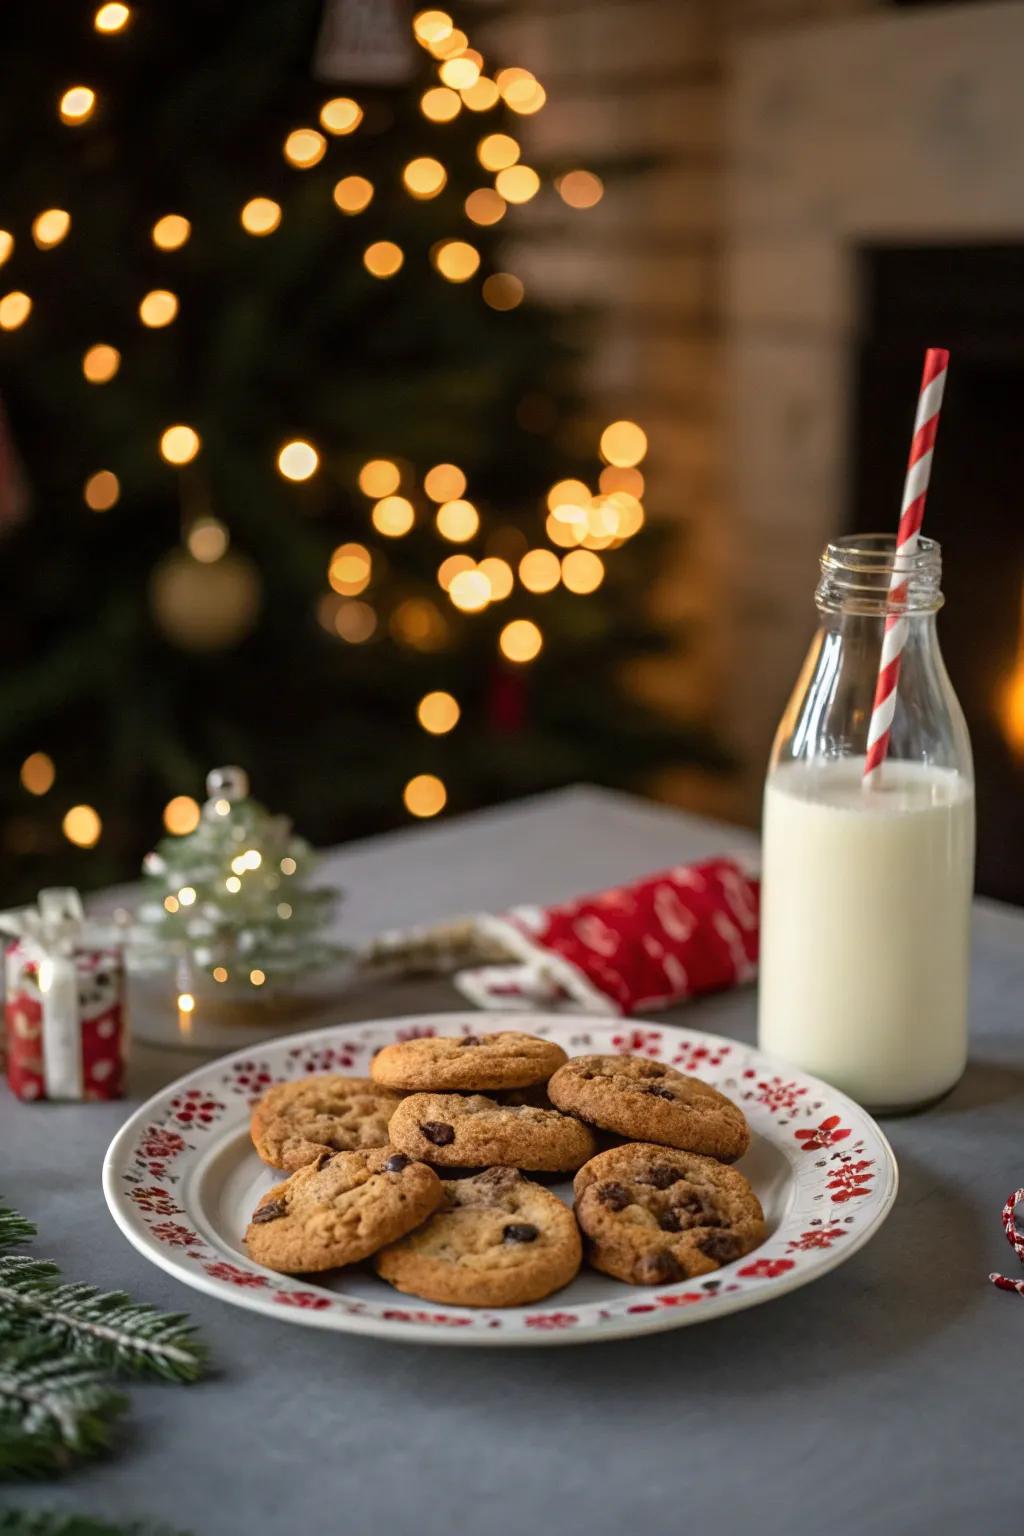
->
[5,939,125,1102]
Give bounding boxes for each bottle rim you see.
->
[818,532,943,614]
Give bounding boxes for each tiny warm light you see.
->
[177,992,195,1013]
[84,470,120,511]
[164,896,179,913]
[437,553,475,591]
[139,289,179,328]
[417,691,460,734]
[178,886,197,906]
[432,240,480,283]
[363,240,404,278]
[465,188,505,226]
[558,170,604,209]
[333,175,374,214]
[427,26,467,59]
[160,424,201,465]
[424,463,466,502]
[32,209,71,249]
[328,541,372,596]
[188,517,229,563]
[420,87,461,123]
[499,619,543,663]
[163,794,201,834]
[600,419,648,467]
[461,77,500,112]
[82,344,120,384]
[335,601,377,643]
[20,752,55,796]
[519,548,560,593]
[152,214,191,250]
[562,548,605,594]
[213,966,229,983]
[598,490,644,538]
[439,55,480,90]
[241,197,282,236]
[214,799,231,815]
[482,273,523,311]
[600,465,645,497]
[477,133,519,171]
[280,856,297,875]
[403,157,447,199]
[404,773,447,818]
[59,87,96,125]
[0,292,31,330]
[500,71,546,115]
[225,875,242,893]
[449,567,491,612]
[249,969,267,987]
[477,556,513,600]
[390,597,448,651]
[277,902,293,919]
[63,804,102,848]
[320,97,362,135]
[372,495,415,537]
[284,128,326,168]
[545,513,583,549]
[547,479,591,515]
[95,2,131,31]
[413,9,454,45]
[436,498,479,542]
[277,440,319,482]
[0,232,12,268]
[359,459,401,497]
[495,165,540,205]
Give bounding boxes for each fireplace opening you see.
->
[851,244,1024,904]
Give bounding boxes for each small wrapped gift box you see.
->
[2,889,126,1102]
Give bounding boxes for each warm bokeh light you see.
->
[403,157,447,199]
[152,214,191,250]
[404,773,447,819]
[600,465,645,497]
[424,463,466,502]
[519,548,560,593]
[241,197,281,236]
[462,77,500,111]
[495,165,540,204]
[250,969,267,987]
[465,188,505,226]
[178,886,197,906]
[436,498,479,542]
[477,556,513,600]
[432,240,480,282]
[600,419,648,467]
[437,553,475,591]
[477,133,519,171]
[599,490,644,538]
[372,496,415,537]
[0,232,12,268]
[188,517,229,563]
[284,128,326,168]
[499,619,543,663]
[320,97,362,135]
[417,691,460,734]
[421,87,461,123]
[139,289,178,327]
[328,542,372,596]
[0,292,31,330]
[32,209,71,249]
[546,513,584,549]
[359,459,401,497]
[482,273,523,311]
[413,9,454,45]
[160,424,201,465]
[335,601,377,643]
[427,26,466,59]
[63,804,102,848]
[213,967,229,983]
[333,175,374,214]
[59,87,96,125]
[364,241,404,278]
[499,70,546,115]
[163,795,201,835]
[390,597,448,651]
[561,548,605,594]
[95,2,131,31]
[547,479,591,517]
[277,440,319,481]
[449,568,491,612]
[84,470,119,511]
[20,752,55,796]
[82,344,120,384]
[558,171,604,209]
[439,55,480,90]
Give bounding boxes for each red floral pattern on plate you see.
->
[169,1089,225,1128]
[787,1226,848,1253]
[127,1185,183,1216]
[737,1258,795,1280]
[524,1311,579,1330]
[611,1027,662,1057]
[381,1309,474,1326]
[135,1126,188,1175]
[274,1291,333,1310]
[795,1114,851,1151]
[744,1075,808,1115]
[286,1043,359,1074]
[204,1260,269,1288]
[148,1220,201,1249]
[827,1159,875,1202]
[627,1291,705,1313]
[672,1042,731,1072]
[223,1059,275,1101]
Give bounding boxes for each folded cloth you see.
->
[361,856,759,1017]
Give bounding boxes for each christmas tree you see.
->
[0,0,716,902]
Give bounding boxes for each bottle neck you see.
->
[816,533,944,618]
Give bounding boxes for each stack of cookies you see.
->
[245,1030,766,1308]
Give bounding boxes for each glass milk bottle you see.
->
[758,534,974,1112]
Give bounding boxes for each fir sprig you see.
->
[0,1340,128,1477]
[0,1209,37,1254]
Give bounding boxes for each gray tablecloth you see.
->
[6,786,1024,1535]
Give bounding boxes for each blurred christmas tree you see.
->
[0,0,719,901]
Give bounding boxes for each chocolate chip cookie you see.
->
[245,1147,443,1273]
[370,1030,566,1093]
[547,1054,750,1161]
[387,1091,597,1172]
[375,1167,582,1307]
[250,1076,405,1171]
[573,1142,765,1285]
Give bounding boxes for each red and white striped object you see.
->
[863,346,950,784]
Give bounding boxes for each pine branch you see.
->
[0,1259,206,1384]
[0,1340,128,1478]
[0,1206,36,1254]
[0,1513,186,1536]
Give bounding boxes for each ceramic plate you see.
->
[102,1013,898,1346]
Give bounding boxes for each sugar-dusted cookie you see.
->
[245,1147,443,1273]
[387,1091,597,1172]
[375,1167,582,1307]
[370,1031,566,1093]
[250,1076,405,1171]
[547,1054,750,1161]
[573,1142,765,1285]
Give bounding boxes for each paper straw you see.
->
[863,346,950,785]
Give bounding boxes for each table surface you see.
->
[7,785,1024,1536]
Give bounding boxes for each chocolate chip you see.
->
[251,1200,286,1224]
[503,1223,539,1243]
[384,1153,411,1172]
[596,1181,632,1211]
[644,1085,676,1102]
[700,1231,741,1264]
[641,1164,679,1190]
[313,1151,333,1170]
[637,1251,683,1285]
[459,1035,482,1048]
[420,1121,456,1146]
[659,1210,683,1233]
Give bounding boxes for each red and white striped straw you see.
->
[863,346,950,785]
